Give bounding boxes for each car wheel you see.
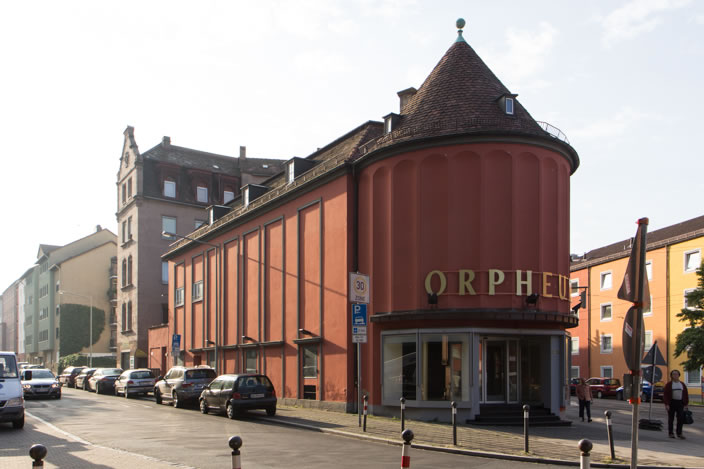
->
[226,402,236,420]
[96,384,102,394]
[115,386,120,396]
[597,391,603,399]
[266,406,276,417]
[172,391,181,408]
[83,381,88,391]
[12,415,25,429]
[124,388,130,399]
[200,399,208,414]
[155,389,162,405]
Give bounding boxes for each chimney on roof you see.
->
[239,146,246,160]
[96,225,102,232]
[162,136,171,146]
[397,87,417,113]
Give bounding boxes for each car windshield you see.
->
[27,370,55,380]
[103,368,123,376]
[131,371,154,379]
[0,355,19,378]
[186,369,216,379]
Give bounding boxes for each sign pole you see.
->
[358,342,362,427]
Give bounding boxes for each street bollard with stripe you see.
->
[451,401,457,446]
[523,404,530,453]
[229,435,243,469]
[579,439,593,469]
[29,444,47,468]
[400,397,406,432]
[363,394,368,432]
[604,410,615,460]
[401,429,414,468]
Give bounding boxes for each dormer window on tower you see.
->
[286,157,317,184]
[383,113,400,135]
[505,98,514,115]
[496,93,518,116]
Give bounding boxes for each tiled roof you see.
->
[571,214,704,270]
[142,143,242,174]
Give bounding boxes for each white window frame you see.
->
[645,260,652,280]
[243,187,250,207]
[164,180,176,198]
[571,336,579,355]
[684,288,696,310]
[571,366,580,379]
[505,97,514,115]
[287,161,295,184]
[196,185,208,203]
[570,279,579,297]
[175,287,185,307]
[644,330,653,351]
[685,368,702,386]
[600,334,613,354]
[600,303,613,322]
[192,281,204,302]
[684,249,701,273]
[600,271,613,290]
[600,366,613,378]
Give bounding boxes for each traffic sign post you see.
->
[349,272,370,427]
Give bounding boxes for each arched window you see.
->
[121,259,127,287]
[127,256,133,286]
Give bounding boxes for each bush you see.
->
[58,354,117,374]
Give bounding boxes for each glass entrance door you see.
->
[482,339,520,403]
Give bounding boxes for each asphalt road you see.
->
[13,387,551,469]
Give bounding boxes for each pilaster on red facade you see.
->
[162,20,580,423]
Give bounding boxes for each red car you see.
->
[586,377,621,398]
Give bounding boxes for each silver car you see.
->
[154,366,217,408]
[114,369,156,398]
[21,368,61,399]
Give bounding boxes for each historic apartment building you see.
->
[20,228,117,370]
[162,21,580,423]
[116,127,284,369]
[570,215,704,389]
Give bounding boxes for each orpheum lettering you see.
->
[425,269,570,301]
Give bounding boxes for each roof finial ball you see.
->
[456,18,466,43]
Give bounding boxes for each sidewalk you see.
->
[266,400,704,468]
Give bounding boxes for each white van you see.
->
[0,351,25,429]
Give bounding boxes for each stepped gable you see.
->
[370,25,557,153]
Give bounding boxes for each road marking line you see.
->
[26,412,196,469]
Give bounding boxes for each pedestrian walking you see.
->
[576,378,593,422]
[663,369,689,439]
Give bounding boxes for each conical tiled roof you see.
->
[360,27,578,172]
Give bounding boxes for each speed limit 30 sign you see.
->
[349,272,370,304]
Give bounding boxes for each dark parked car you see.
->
[58,366,86,388]
[199,374,276,418]
[616,380,664,401]
[586,377,621,398]
[114,369,156,398]
[74,368,97,390]
[154,366,217,408]
[21,369,61,399]
[569,378,580,395]
[87,368,123,394]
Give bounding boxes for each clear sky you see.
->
[1,0,703,291]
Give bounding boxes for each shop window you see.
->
[164,180,176,198]
[600,335,613,354]
[303,346,318,378]
[571,337,579,355]
[601,366,613,378]
[382,334,417,401]
[600,271,612,290]
[684,249,701,273]
[197,185,208,203]
[421,333,468,402]
[600,303,612,321]
[192,281,203,301]
[245,349,257,373]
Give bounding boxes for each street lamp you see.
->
[58,290,93,367]
[163,231,221,374]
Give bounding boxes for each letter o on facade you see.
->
[425,270,447,296]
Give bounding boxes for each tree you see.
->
[58,303,106,356]
[674,263,704,374]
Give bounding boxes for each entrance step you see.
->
[468,404,572,427]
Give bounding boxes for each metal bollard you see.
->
[523,404,530,453]
[29,444,47,468]
[579,439,593,469]
[400,397,406,432]
[604,410,615,460]
[451,401,457,445]
[229,435,243,469]
[401,429,414,468]
[363,394,368,432]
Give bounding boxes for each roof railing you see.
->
[536,121,570,145]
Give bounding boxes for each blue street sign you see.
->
[352,304,367,327]
[172,334,181,350]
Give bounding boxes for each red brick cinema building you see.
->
[162,21,580,423]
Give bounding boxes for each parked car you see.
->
[114,369,156,398]
[21,368,61,399]
[569,378,580,396]
[74,368,97,390]
[59,366,86,388]
[616,380,664,401]
[154,366,217,408]
[0,351,25,428]
[88,368,123,394]
[199,374,277,418]
[586,377,621,398]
